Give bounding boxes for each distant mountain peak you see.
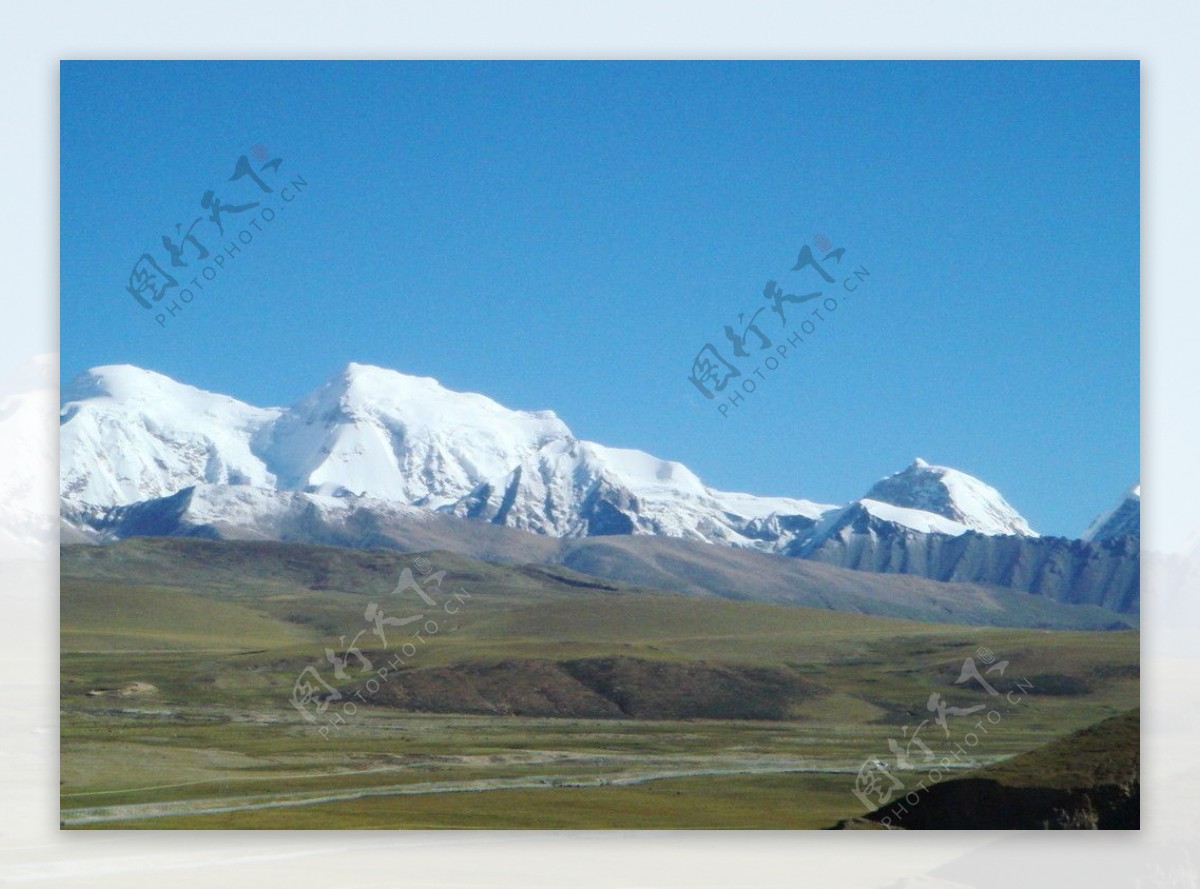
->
[1082,483,1141,542]
[64,364,201,405]
[863,460,1036,537]
[324,362,563,424]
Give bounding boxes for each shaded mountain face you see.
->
[65,492,1136,629]
[58,363,1138,615]
[783,472,1138,614]
[60,536,1135,637]
[1083,484,1141,542]
[793,508,1139,614]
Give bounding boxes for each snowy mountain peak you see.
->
[863,460,1037,537]
[1082,483,1141,542]
[60,362,576,513]
[64,364,233,409]
[60,366,282,507]
[261,364,572,506]
[324,362,564,425]
[60,363,1074,553]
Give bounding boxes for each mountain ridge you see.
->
[61,362,1059,546]
[57,362,1139,614]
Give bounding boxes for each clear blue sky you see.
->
[60,61,1139,537]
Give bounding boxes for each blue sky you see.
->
[60,61,1139,537]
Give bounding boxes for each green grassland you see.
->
[60,539,1139,829]
[72,773,864,830]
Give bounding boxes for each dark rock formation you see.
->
[832,709,1139,830]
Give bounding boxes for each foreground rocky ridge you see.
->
[832,709,1140,830]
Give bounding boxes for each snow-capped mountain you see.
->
[1082,484,1141,542]
[58,362,1138,612]
[0,353,57,557]
[784,462,1137,614]
[862,458,1036,536]
[60,363,570,511]
[62,363,1049,554]
[790,458,1035,557]
[60,363,833,549]
[451,437,830,546]
[60,365,281,506]
[261,364,572,507]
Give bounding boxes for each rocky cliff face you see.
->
[1083,484,1141,542]
[793,508,1139,614]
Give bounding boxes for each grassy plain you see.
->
[60,540,1139,829]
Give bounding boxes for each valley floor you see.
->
[61,708,1083,830]
[60,541,1140,830]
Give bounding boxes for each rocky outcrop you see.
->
[832,709,1140,830]
[837,776,1138,830]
